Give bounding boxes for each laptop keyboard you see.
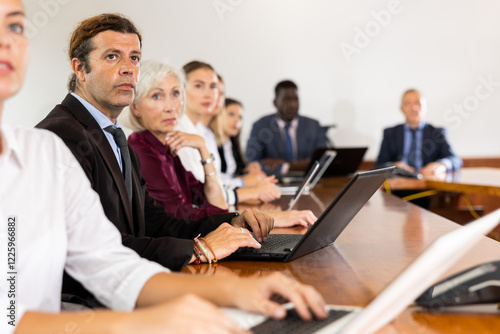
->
[251,308,351,334]
[238,234,303,253]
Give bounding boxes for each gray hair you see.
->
[123,60,186,132]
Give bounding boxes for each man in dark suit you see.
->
[36,13,272,304]
[245,80,328,175]
[376,89,462,177]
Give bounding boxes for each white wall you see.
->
[6,0,500,160]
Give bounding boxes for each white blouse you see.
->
[0,125,167,334]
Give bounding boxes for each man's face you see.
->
[401,91,426,128]
[76,30,141,118]
[274,87,299,123]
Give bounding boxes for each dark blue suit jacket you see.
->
[245,114,327,169]
[375,123,462,170]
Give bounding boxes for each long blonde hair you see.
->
[210,98,243,147]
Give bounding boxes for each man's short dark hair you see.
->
[274,80,298,98]
[67,13,142,92]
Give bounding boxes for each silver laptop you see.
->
[279,150,336,196]
[224,207,500,334]
[305,150,337,194]
[286,161,320,210]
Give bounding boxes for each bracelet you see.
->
[193,234,203,264]
[195,236,212,264]
[199,237,217,263]
[193,244,203,264]
[201,154,215,166]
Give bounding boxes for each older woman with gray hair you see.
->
[126,60,317,228]
[125,60,228,220]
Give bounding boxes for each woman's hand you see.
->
[228,273,328,321]
[165,131,207,156]
[244,162,262,174]
[269,210,317,228]
[198,223,261,262]
[253,177,281,203]
[241,171,266,187]
[126,294,248,334]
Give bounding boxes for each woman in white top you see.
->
[211,98,262,180]
[175,60,282,204]
[0,1,327,333]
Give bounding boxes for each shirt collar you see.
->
[178,113,199,133]
[142,130,169,155]
[404,121,426,131]
[0,124,24,168]
[276,116,298,129]
[197,121,209,133]
[70,92,122,129]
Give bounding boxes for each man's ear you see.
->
[71,58,86,84]
[273,98,278,109]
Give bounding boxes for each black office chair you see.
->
[321,124,336,148]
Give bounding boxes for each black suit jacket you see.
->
[375,123,462,170]
[36,94,236,300]
[219,136,246,176]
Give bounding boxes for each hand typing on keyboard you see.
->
[231,209,275,242]
[233,273,328,322]
[251,305,351,334]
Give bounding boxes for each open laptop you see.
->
[286,161,320,211]
[228,166,394,262]
[279,150,336,195]
[284,150,337,209]
[310,147,368,177]
[306,150,337,192]
[224,206,500,334]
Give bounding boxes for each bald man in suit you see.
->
[376,89,462,177]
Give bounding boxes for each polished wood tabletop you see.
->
[183,176,500,333]
[388,167,500,196]
[427,168,500,196]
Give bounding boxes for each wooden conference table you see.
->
[183,176,500,333]
[388,167,500,197]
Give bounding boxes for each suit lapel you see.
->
[421,124,432,164]
[296,116,303,157]
[396,124,405,159]
[61,94,135,231]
